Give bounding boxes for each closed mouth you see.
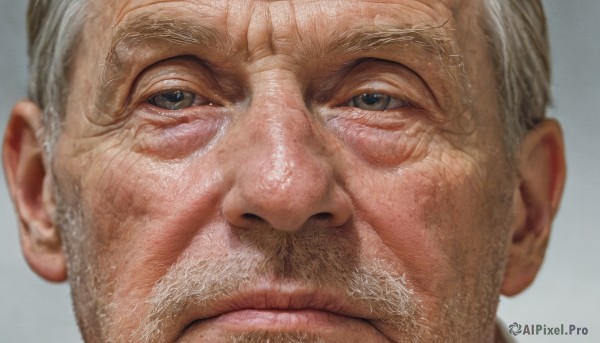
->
[175,282,378,338]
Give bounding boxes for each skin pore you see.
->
[2,0,566,342]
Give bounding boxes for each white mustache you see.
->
[134,227,420,343]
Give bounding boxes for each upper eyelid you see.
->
[138,78,202,97]
[317,59,436,105]
[132,59,431,110]
[134,77,226,109]
[128,57,226,103]
[336,89,417,109]
[147,89,195,100]
[344,76,432,109]
[145,87,200,100]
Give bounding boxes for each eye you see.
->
[148,90,199,110]
[347,93,408,111]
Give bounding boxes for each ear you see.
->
[3,100,67,282]
[501,119,566,296]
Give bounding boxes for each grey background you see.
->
[0,1,598,342]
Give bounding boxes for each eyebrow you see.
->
[329,22,455,60]
[106,13,230,64]
[97,13,231,112]
[97,14,464,113]
[321,23,466,106]
[104,12,458,71]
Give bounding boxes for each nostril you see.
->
[312,212,333,222]
[242,213,262,221]
[240,213,272,230]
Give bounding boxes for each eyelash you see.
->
[344,92,411,112]
[143,86,221,114]
[141,90,414,120]
[147,90,204,110]
[138,71,419,118]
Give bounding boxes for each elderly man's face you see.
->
[3,0,566,342]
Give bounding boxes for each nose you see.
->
[221,84,352,233]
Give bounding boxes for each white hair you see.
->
[482,0,551,150]
[26,0,550,155]
[27,0,87,153]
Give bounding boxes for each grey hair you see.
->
[27,0,87,153]
[482,0,551,149]
[26,0,550,154]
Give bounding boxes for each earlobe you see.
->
[501,119,566,296]
[3,100,67,282]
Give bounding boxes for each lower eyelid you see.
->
[389,98,410,109]
[131,109,229,158]
[341,97,410,111]
[134,119,220,157]
[194,97,215,106]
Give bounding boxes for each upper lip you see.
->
[175,280,377,335]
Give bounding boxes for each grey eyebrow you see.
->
[95,14,464,115]
[106,13,230,67]
[96,13,231,112]
[103,13,458,76]
[329,23,462,79]
[285,21,464,97]
[318,23,466,104]
[329,23,454,58]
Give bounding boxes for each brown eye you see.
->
[347,93,408,111]
[148,90,197,110]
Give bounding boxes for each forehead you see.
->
[91,0,476,47]
[105,0,460,20]
[79,0,492,124]
[82,0,486,96]
[86,0,484,83]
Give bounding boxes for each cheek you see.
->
[347,150,498,298]
[62,145,226,300]
[131,108,227,159]
[326,112,437,168]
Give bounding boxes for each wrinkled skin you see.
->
[3,0,567,342]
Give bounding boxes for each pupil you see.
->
[363,93,381,105]
[164,91,184,102]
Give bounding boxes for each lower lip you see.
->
[206,309,353,330]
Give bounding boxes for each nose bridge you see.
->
[244,68,323,189]
[255,106,323,207]
[222,73,351,232]
[253,83,317,190]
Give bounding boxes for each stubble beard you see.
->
[54,186,511,343]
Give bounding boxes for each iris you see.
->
[149,91,196,110]
[349,93,406,111]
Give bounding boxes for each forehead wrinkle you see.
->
[94,1,468,116]
[242,1,307,63]
[268,1,301,56]
[244,1,275,61]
